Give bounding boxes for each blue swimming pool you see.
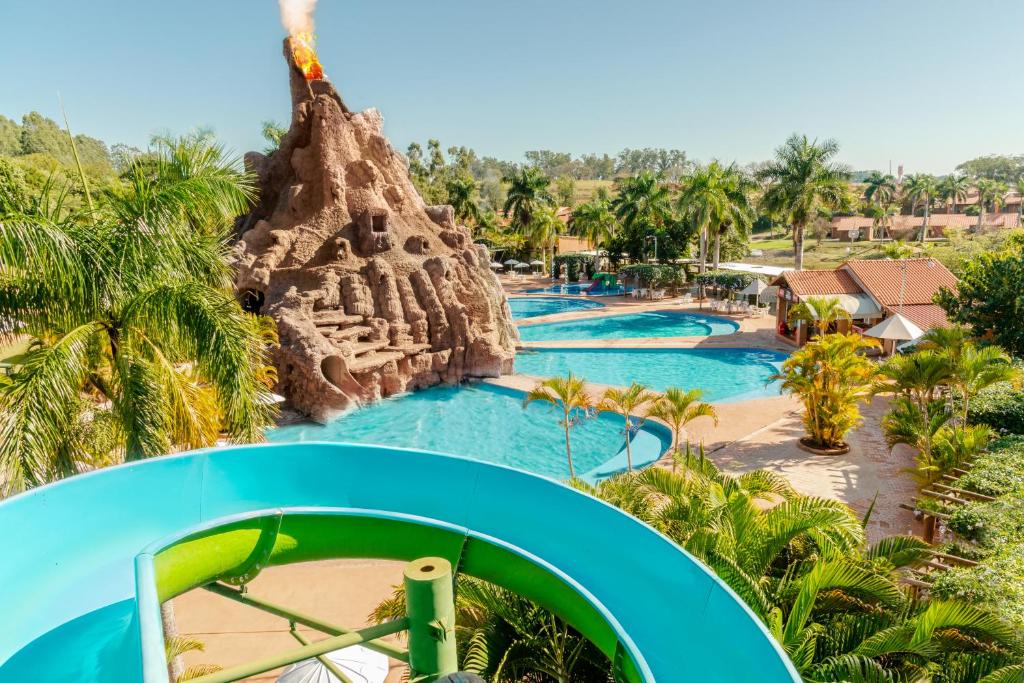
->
[268,383,670,481]
[519,311,738,341]
[515,347,787,402]
[508,296,606,319]
[527,282,632,297]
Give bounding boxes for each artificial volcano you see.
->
[234,40,518,421]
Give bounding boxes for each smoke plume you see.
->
[279,0,317,35]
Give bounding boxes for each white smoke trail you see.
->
[279,0,317,35]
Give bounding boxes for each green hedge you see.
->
[931,542,1024,629]
[968,380,1024,435]
[552,253,593,282]
[947,495,1024,550]
[693,269,754,291]
[618,264,685,288]
[957,436,1024,498]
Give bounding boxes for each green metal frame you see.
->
[189,557,458,683]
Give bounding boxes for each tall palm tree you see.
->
[596,382,658,472]
[610,171,673,255]
[757,135,850,270]
[787,295,852,338]
[903,173,939,242]
[863,171,898,207]
[647,387,718,461]
[523,374,593,479]
[975,178,1009,232]
[677,162,755,272]
[502,167,553,231]
[939,173,970,214]
[0,135,276,495]
[569,195,617,272]
[527,205,564,272]
[445,174,482,226]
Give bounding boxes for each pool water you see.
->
[515,347,786,402]
[519,311,738,341]
[267,383,671,481]
[508,296,606,319]
[527,283,632,297]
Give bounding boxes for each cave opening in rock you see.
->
[241,289,266,314]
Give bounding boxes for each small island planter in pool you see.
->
[515,347,788,402]
[268,382,671,482]
[507,296,606,320]
[518,311,739,342]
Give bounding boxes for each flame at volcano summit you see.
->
[280,0,323,80]
[290,32,323,80]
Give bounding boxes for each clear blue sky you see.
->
[3,0,1023,173]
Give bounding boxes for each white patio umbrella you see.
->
[738,278,768,297]
[489,261,503,270]
[514,262,530,270]
[530,260,545,267]
[503,258,520,267]
[277,645,388,683]
[863,313,924,342]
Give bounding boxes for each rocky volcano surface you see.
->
[234,41,517,421]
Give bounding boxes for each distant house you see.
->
[770,258,958,349]
[830,212,1020,242]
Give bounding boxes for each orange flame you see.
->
[290,31,323,81]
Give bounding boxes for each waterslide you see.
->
[0,443,800,682]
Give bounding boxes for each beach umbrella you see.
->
[514,262,530,270]
[530,260,545,266]
[738,278,768,297]
[276,645,387,683]
[276,645,388,683]
[489,261,503,270]
[503,258,519,266]
[863,313,924,341]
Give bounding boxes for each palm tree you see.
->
[786,295,852,338]
[527,205,564,272]
[874,351,954,468]
[757,134,850,270]
[445,174,482,226]
[677,162,755,272]
[863,171,898,207]
[774,332,879,449]
[569,196,616,272]
[523,374,593,479]
[903,173,939,242]
[939,173,971,214]
[1016,177,1024,227]
[502,167,553,231]
[919,329,1018,421]
[595,382,657,472]
[647,387,718,462]
[610,171,673,256]
[975,178,1009,232]
[0,135,276,495]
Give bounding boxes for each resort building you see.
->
[771,258,957,348]
[830,212,1020,242]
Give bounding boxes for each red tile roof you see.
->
[832,213,1019,231]
[841,258,957,307]
[772,269,862,297]
[890,304,951,330]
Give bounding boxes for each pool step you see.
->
[348,350,405,373]
[389,343,431,356]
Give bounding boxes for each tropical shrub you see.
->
[693,269,753,291]
[932,543,1024,630]
[957,436,1024,497]
[774,333,879,449]
[552,253,593,282]
[618,263,684,288]
[937,246,1024,357]
[948,496,1024,550]
[968,378,1024,435]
